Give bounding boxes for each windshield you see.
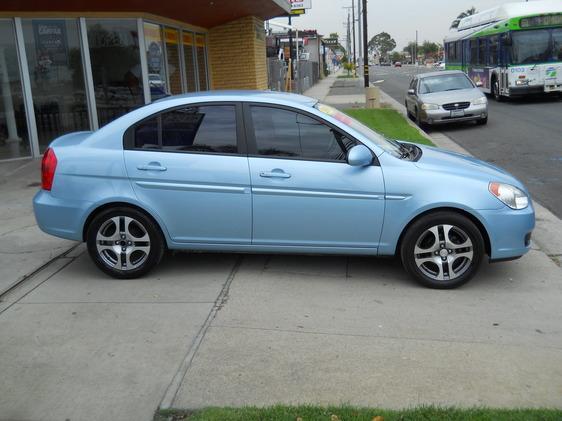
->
[314,103,402,157]
[511,28,562,64]
[418,74,474,94]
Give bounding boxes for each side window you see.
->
[409,78,417,92]
[132,105,238,154]
[250,106,356,161]
[470,39,478,65]
[489,36,498,66]
[478,38,486,66]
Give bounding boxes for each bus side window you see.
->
[478,38,486,66]
[489,36,499,66]
[470,39,478,66]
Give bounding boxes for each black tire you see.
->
[492,78,504,102]
[476,117,488,125]
[405,102,413,120]
[86,207,165,279]
[415,108,427,130]
[400,211,485,289]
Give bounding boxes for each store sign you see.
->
[33,20,68,66]
[290,0,312,9]
[290,8,306,15]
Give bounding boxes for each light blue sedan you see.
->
[33,91,534,288]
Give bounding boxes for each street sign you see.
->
[290,0,312,10]
[290,8,305,15]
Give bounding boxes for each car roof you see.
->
[416,70,466,79]
[154,90,318,107]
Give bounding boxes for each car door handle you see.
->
[260,170,291,179]
[137,163,167,171]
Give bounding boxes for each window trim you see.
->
[123,101,247,156]
[242,102,379,166]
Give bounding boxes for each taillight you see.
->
[41,148,57,191]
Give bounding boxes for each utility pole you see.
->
[415,30,418,65]
[362,0,368,87]
[346,11,351,59]
[357,0,362,68]
[351,1,356,69]
[288,14,294,79]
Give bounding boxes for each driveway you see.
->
[1,245,561,420]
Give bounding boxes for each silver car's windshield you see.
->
[314,103,402,156]
[419,74,474,94]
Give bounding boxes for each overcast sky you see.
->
[270,0,537,50]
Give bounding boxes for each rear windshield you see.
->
[419,74,474,94]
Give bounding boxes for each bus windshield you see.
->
[511,28,562,64]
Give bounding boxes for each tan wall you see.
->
[208,15,267,90]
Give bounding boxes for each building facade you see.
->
[0,0,289,161]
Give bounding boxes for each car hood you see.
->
[413,144,526,191]
[418,88,483,104]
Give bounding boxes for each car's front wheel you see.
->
[86,207,165,279]
[400,211,485,289]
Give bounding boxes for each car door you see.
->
[123,102,252,244]
[244,103,385,249]
[406,77,418,113]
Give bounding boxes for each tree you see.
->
[368,32,396,61]
[390,51,405,63]
[421,41,440,59]
[450,7,477,29]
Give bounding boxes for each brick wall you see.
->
[208,16,267,90]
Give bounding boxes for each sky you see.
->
[270,0,539,51]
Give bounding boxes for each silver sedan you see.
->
[405,70,488,127]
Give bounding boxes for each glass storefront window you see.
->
[86,19,144,127]
[0,20,30,160]
[164,28,182,95]
[23,19,89,150]
[144,22,167,100]
[182,32,196,92]
[195,34,208,90]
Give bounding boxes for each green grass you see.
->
[337,74,358,79]
[344,108,434,146]
[155,405,562,421]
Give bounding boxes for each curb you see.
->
[379,88,562,266]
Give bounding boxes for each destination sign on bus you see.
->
[520,14,562,29]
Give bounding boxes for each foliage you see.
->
[155,405,562,421]
[368,32,396,61]
[343,61,355,76]
[451,6,477,29]
[421,41,441,59]
[390,51,405,63]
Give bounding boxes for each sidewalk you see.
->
[0,159,76,296]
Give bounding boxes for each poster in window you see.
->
[33,20,68,67]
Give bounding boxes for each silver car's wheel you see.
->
[96,216,151,270]
[414,224,473,281]
[400,211,485,289]
[87,207,164,279]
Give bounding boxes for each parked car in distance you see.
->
[405,70,488,127]
[433,61,446,70]
[394,61,402,67]
[34,91,533,289]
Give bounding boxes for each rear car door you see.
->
[244,103,385,250]
[123,102,252,244]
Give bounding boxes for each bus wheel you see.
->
[492,78,504,102]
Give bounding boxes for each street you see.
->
[370,65,562,219]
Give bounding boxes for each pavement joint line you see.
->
[209,324,562,351]
[0,255,77,316]
[0,242,81,300]
[158,255,244,410]
[17,301,218,305]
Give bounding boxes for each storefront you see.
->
[0,0,290,161]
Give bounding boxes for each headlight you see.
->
[489,182,529,210]
[421,103,439,110]
[515,79,529,86]
[472,96,487,105]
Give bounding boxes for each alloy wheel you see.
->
[413,224,474,281]
[95,216,151,271]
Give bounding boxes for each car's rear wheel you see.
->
[400,211,485,289]
[86,207,165,279]
[492,78,504,102]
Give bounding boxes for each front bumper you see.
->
[33,190,92,241]
[421,103,488,125]
[508,84,562,96]
[478,202,535,261]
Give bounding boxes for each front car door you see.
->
[123,102,252,245]
[244,103,385,251]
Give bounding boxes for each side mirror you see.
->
[347,145,373,167]
[407,88,415,95]
[475,81,483,88]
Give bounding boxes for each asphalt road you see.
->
[370,65,562,219]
